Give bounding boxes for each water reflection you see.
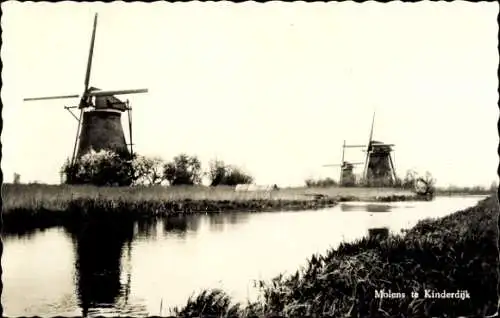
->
[207,212,250,232]
[136,218,158,239]
[2,227,48,240]
[207,214,225,232]
[65,218,142,317]
[163,215,188,236]
[340,203,392,213]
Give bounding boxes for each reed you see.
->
[1,183,424,234]
[2,183,418,214]
[171,195,499,317]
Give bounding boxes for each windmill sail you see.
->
[24,94,80,101]
[84,13,98,94]
[362,112,376,180]
[88,89,148,97]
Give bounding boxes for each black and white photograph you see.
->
[1,1,499,317]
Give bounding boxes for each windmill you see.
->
[23,13,147,168]
[323,112,398,187]
[322,140,364,186]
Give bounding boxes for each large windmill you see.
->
[23,13,148,167]
[323,112,398,186]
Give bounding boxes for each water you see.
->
[2,195,486,317]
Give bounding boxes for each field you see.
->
[172,195,500,317]
[2,183,417,213]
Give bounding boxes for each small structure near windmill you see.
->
[13,173,21,184]
[23,13,147,167]
[323,112,398,187]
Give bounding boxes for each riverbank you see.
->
[2,183,430,234]
[3,183,420,208]
[171,195,499,317]
[2,183,423,212]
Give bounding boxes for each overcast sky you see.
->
[1,1,498,187]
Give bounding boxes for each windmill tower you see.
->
[361,113,397,186]
[23,13,147,167]
[323,112,398,187]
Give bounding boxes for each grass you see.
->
[2,183,419,213]
[171,195,499,317]
[0,183,426,235]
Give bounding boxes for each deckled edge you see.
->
[496,1,500,315]
[0,2,4,317]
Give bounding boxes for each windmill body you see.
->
[340,162,356,186]
[322,159,363,186]
[76,89,131,158]
[77,107,129,158]
[23,13,148,168]
[365,141,397,186]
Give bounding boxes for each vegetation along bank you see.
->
[2,183,429,232]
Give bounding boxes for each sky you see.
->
[1,1,498,187]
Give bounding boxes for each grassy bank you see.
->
[2,183,418,211]
[172,195,499,317]
[1,183,425,233]
[2,183,421,213]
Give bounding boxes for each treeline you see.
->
[305,170,436,190]
[435,184,497,195]
[305,171,497,194]
[61,150,254,187]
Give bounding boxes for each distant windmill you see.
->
[322,140,363,186]
[323,112,398,186]
[23,13,148,167]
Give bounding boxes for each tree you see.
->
[420,171,436,194]
[163,154,203,185]
[207,159,253,186]
[490,181,498,192]
[207,159,227,186]
[224,167,253,186]
[422,171,436,187]
[399,169,436,195]
[401,169,418,189]
[132,155,166,185]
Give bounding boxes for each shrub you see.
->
[62,149,135,186]
[305,178,339,188]
[208,159,254,186]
